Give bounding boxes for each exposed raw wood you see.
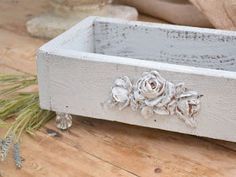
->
[190,0,236,30]
[1,1,236,176]
[116,0,213,27]
[42,117,236,177]
[0,29,45,74]
[207,139,236,152]
[0,64,21,74]
[0,0,50,36]
[0,0,48,73]
[0,128,136,177]
[38,17,236,142]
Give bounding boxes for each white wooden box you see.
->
[37,16,236,142]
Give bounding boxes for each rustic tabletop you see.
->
[0,1,236,177]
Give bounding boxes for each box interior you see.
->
[60,18,236,72]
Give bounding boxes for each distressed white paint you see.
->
[108,71,202,128]
[94,18,236,72]
[37,16,236,142]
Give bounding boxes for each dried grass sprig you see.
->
[0,74,36,97]
[13,143,22,169]
[1,133,14,161]
[0,73,55,168]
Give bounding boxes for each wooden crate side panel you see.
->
[39,16,96,53]
[37,17,96,109]
[94,20,236,72]
[60,18,95,52]
[40,53,236,142]
[37,50,51,109]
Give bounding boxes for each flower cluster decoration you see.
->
[107,71,203,127]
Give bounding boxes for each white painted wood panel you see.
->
[39,16,95,53]
[37,17,236,142]
[94,19,236,71]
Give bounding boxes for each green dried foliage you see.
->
[0,74,36,96]
[0,73,55,168]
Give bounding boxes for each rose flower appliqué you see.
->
[107,71,203,128]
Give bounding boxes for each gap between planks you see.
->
[0,129,137,177]
[41,117,236,177]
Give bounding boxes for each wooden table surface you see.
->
[0,1,236,177]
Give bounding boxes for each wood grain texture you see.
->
[0,127,136,177]
[1,1,236,176]
[0,0,50,36]
[2,116,236,177]
[0,29,45,74]
[42,117,236,177]
[0,0,48,74]
[94,19,236,71]
[38,17,236,142]
[37,51,236,142]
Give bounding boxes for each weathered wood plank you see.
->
[37,51,236,142]
[1,1,236,176]
[43,117,236,177]
[0,130,137,177]
[94,19,236,71]
[37,17,236,142]
[0,64,22,74]
[0,0,50,36]
[0,29,45,74]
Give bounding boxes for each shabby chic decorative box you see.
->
[37,16,236,142]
